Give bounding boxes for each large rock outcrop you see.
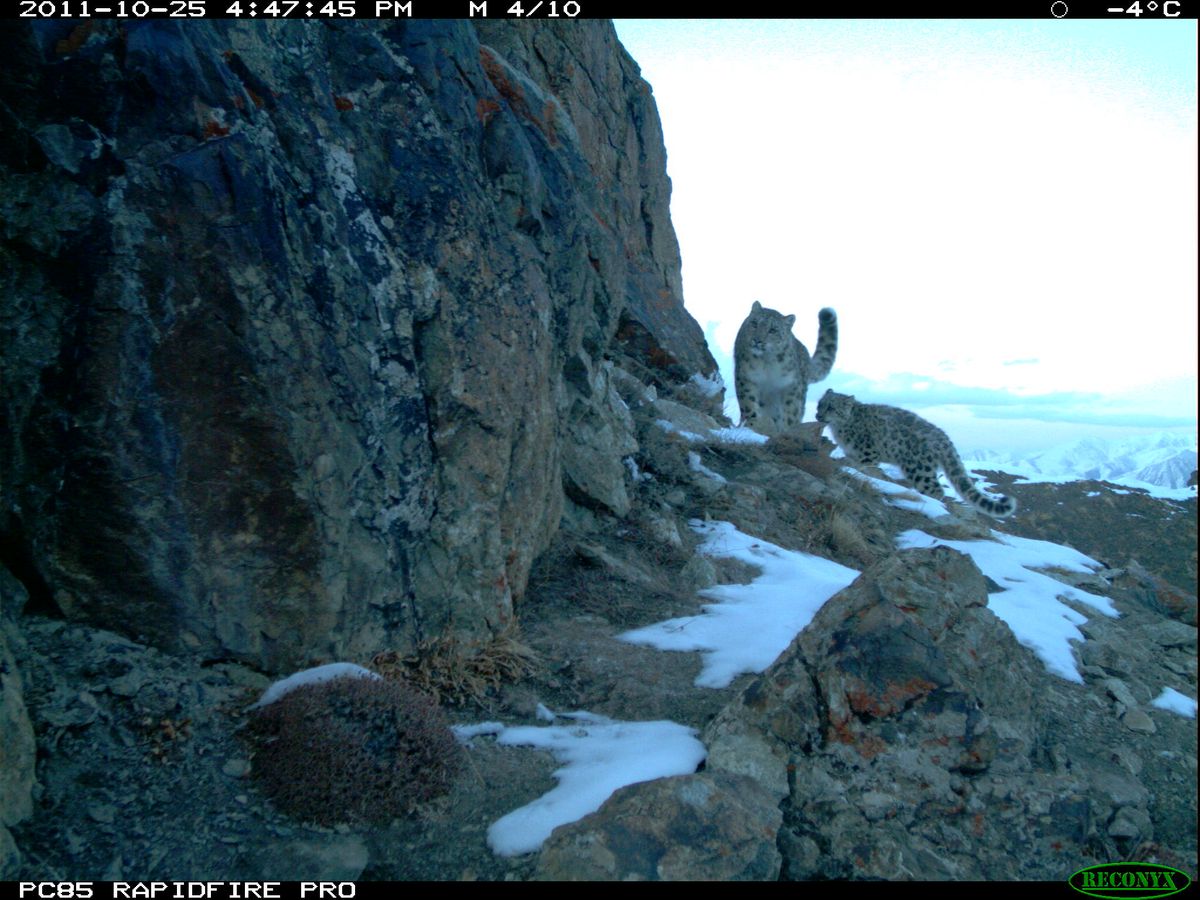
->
[0,571,35,878]
[0,625,35,877]
[0,21,717,671]
[703,545,1198,880]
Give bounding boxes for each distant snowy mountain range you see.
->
[964,433,1198,497]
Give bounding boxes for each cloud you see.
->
[825,371,1090,409]
[823,371,1198,430]
[968,407,1197,429]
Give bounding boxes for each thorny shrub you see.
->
[245,675,462,825]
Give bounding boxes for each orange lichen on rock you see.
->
[475,97,501,124]
[202,120,231,139]
[479,47,524,107]
[55,21,95,56]
[540,99,559,146]
[827,717,889,760]
[845,676,938,719]
[478,47,558,145]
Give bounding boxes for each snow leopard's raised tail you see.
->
[808,307,838,383]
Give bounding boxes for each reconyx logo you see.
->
[1069,862,1192,899]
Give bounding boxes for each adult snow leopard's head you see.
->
[741,301,796,356]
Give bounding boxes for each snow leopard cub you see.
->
[734,302,838,434]
[816,390,1016,518]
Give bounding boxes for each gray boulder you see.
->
[707,546,1197,880]
[535,772,781,881]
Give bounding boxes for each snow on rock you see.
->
[620,521,860,688]
[623,456,651,483]
[689,371,725,398]
[709,426,769,446]
[897,529,1117,683]
[687,451,727,484]
[247,662,382,710]
[845,466,951,520]
[655,419,705,443]
[655,419,772,447]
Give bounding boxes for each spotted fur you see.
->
[733,303,838,435]
[816,390,1016,518]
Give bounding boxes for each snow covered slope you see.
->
[965,433,1197,498]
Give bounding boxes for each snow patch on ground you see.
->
[619,521,860,688]
[1151,687,1197,718]
[845,466,951,520]
[453,712,706,856]
[963,432,1198,500]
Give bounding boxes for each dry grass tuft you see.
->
[829,510,877,567]
[767,424,840,480]
[372,625,540,707]
[788,497,837,556]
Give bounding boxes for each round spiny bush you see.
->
[245,675,462,825]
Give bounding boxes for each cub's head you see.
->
[739,301,796,354]
[815,389,854,424]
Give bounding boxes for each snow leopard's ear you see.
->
[784,314,795,327]
[751,301,762,313]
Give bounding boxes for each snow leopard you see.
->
[733,302,838,434]
[815,390,1017,518]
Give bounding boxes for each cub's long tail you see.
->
[944,455,1017,518]
[808,307,838,383]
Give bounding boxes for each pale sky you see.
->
[613,20,1198,454]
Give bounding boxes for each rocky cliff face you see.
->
[5,386,1193,881]
[0,21,717,673]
